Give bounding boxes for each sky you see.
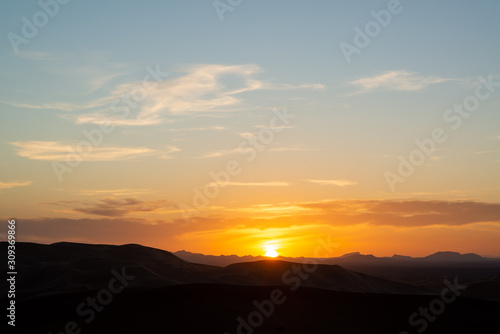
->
[1,0,499,257]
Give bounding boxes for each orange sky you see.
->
[2,2,500,258]
[6,199,500,257]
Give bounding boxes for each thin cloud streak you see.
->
[208,181,290,187]
[72,64,323,126]
[0,181,32,190]
[43,197,173,217]
[11,141,155,161]
[350,70,451,93]
[307,179,358,187]
[78,188,157,196]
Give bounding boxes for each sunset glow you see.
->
[1,1,500,259]
[3,2,500,333]
[265,246,279,258]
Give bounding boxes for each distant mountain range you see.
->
[11,241,428,298]
[10,241,499,298]
[174,249,498,267]
[174,249,500,294]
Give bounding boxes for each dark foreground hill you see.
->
[175,249,500,296]
[7,284,500,334]
[3,242,500,333]
[9,242,428,298]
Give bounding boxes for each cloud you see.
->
[77,189,157,196]
[230,203,311,216]
[72,64,259,126]
[200,146,254,158]
[6,200,500,253]
[11,141,155,161]
[44,197,173,217]
[350,71,450,92]
[9,51,132,108]
[72,64,324,126]
[307,179,358,187]
[158,146,182,160]
[16,50,66,61]
[209,181,289,187]
[278,83,325,91]
[254,124,295,130]
[0,217,206,247]
[0,181,32,190]
[2,95,115,112]
[268,147,321,152]
[296,199,500,227]
[36,198,500,228]
[200,145,320,159]
[166,126,226,132]
[0,101,78,111]
[188,199,500,227]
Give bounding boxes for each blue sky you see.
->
[1,0,499,256]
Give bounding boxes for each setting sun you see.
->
[265,246,279,258]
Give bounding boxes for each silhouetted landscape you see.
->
[2,2,500,332]
[4,242,500,333]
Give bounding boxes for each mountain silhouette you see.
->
[5,242,500,334]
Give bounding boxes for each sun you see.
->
[265,246,279,258]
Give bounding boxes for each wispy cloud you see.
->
[200,146,253,158]
[230,203,311,216]
[85,71,129,94]
[44,197,173,217]
[158,145,182,160]
[166,126,226,132]
[268,147,321,152]
[215,199,500,227]
[2,96,114,112]
[350,71,450,93]
[6,51,130,109]
[296,199,500,227]
[78,188,157,196]
[0,181,32,190]
[307,179,358,187]
[73,64,323,126]
[16,50,67,61]
[11,141,155,161]
[200,145,319,159]
[277,83,325,91]
[0,101,78,111]
[208,181,289,187]
[254,124,295,130]
[4,62,323,125]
